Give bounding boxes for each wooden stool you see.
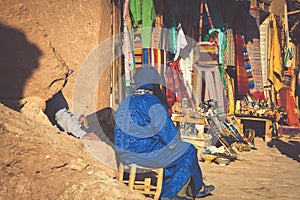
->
[118,163,164,200]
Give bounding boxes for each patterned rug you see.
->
[280,125,300,136]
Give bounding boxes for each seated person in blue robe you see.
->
[114,67,214,200]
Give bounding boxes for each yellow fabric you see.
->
[226,72,235,114]
[268,14,283,92]
[157,49,161,74]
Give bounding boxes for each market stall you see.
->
[120,0,300,162]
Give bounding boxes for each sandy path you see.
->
[200,137,300,200]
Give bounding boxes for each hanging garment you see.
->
[174,23,188,61]
[129,0,156,48]
[151,15,163,49]
[268,14,283,92]
[234,34,250,97]
[194,64,226,113]
[165,60,195,112]
[123,0,134,87]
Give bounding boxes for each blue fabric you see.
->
[114,93,203,198]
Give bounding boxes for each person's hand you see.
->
[82,132,99,141]
[78,115,89,129]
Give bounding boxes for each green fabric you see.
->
[129,0,156,48]
[218,66,226,87]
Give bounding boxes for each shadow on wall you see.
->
[0,23,42,110]
[267,139,300,162]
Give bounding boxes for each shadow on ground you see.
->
[267,138,300,162]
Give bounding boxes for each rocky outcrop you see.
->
[0,1,69,110]
[22,0,115,112]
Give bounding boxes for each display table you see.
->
[171,115,207,125]
[235,115,274,142]
[171,114,209,158]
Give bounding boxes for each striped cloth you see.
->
[133,28,143,68]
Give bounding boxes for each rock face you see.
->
[0,1,69,109]
[21,0,115,112]
[0,0,115,113]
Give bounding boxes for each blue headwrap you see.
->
[133,67,162,90]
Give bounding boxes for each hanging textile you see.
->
[193,0,219,68]
[223,28,235,67]
[259,18,270,87]
[151,15,163,49]
[234,34,250,97]
[194,64,226,114]
[242,37,255,90]
[225,72,235,114]
[174,23,188,61]
[268,14,283,92]
[165,60,195,113]
[123,0,134,87]
[143,48,149,67]
[129,0,156,48]
[246,8,265,100]
[279,46,299,127]
[133,28,143,68]
[279,69,299,126]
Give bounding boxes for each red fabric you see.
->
[154,48,158,69]
[235,34,250,96]
[164,60,195,113]
[278,69,299,127]
[279,85,300,127]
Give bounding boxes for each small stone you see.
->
[67,158,89,171]
[87,170,93,175]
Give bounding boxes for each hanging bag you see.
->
[193,0,219,65]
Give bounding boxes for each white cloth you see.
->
[55,108,87,139]
[174,23,188,61]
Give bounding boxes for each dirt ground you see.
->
[0,103,299,200]
[200,136,300,200]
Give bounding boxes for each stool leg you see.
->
[128,164,137,189]
[144,177,151,192]
[118,162,124,182]
[154,168,164,200]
